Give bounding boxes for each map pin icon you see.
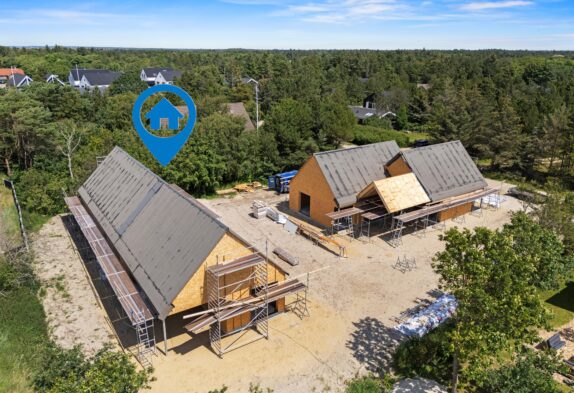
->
[132,84,197,166]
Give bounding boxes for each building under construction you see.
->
[65,147,308,365]
[289,140,499,245]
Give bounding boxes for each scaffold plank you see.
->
[65,196,154,324]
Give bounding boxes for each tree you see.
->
[503,211,573,290]
[108,71,148,96]
[432,226,550,392]
[542,104,570,171]
[476,349,562,393]
[263,98,315,167]
[317,96,355,146]
[534,184,574,253]
[55,120,85,181]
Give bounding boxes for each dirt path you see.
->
[32,216,114,355]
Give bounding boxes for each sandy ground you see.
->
[32,216,115,355]
[147,179,522,393]
[32,179,522,392]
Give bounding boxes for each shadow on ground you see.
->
[546,282,574,314]
[346,316,406,375]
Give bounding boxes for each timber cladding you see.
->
[289,156,337,227]
[385,155,412,177]
[170,232,286,315]
[437,202,473,221]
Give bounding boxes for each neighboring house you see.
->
[65,147,299,359]
[45,74,66,85]
[145,98,184,130]
[289,140,490,227]
[0,67,24,87]
[349,106,396,123]
[226,102,255,131]
[78,70,121,93]
[417,83,431,90]
[363,91,392,109]
[289,141,401,226]
[8,73,33,88]
[68,68,120,91]
[140,67,182,86]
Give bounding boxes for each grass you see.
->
[0,286,49,393]
[21,209,50,233]
[0,186,22,245]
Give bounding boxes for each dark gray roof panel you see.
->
[78,147,227,319]
[402,140,487,201]
[314,141,401,208]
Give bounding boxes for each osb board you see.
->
[363,173,430,213]
[437,202,472,222]
[289,156,337,227]
[169,232,286,315]
[386,155,412,177]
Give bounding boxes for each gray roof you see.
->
[158,69,182,82]
[313,141,401,208]
[143,67,173,78]
[8,74,32,87]
[78,147,227,319]
[400,140,487,202]
[82,70,121,86]
[227,102,255,130]
[349,106,396,120]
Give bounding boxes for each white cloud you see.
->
[275,0,402,23]
[459,1,533,11]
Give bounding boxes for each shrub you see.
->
[393,324,453,385]
[34,344,151,393]
[352,126,409,147]
[345,376,383,393]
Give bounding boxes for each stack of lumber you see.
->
[273,247,299,266]
[252,200,268,219]
[234,181,263,193]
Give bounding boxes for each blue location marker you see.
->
[132,84,197,166]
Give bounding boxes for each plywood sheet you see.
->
[359,173,430,213]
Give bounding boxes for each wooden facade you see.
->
[289,156,337,227]
[170,232,287,332]
[385,155,412,177]
[437,202,473,221]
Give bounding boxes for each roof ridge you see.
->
[108,147,228,230]
[314,140,397,156]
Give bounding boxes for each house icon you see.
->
[145,98,184,131]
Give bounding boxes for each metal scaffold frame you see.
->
[64,196,156,367]
[208,248,270,358]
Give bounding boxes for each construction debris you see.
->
[273,247,299,266]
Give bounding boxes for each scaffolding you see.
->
[207,252,269,357]
[184,249,309,357]
[386,188,499,248]
[64,196,156,367]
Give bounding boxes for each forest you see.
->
[1,46,574,220]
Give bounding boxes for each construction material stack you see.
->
[252,200,268,219]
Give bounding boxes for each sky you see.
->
[1,0,573,50]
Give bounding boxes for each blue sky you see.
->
[1,0,573,49]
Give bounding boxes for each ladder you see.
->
[389,219,404,248]
[207,270,223,357]
[134,311,156,368]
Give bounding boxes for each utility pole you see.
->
[245,77,260,131]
